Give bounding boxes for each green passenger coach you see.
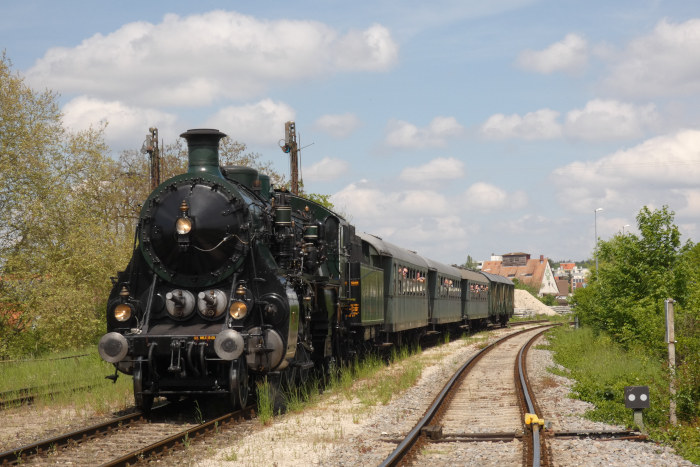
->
[357,233,429,332]
[423,258,463,325]
[481,271,515,326]
[459,268,490,325]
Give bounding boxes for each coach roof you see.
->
[358,232,430,269]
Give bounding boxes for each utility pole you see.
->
[594,208,603,275]
[281,121,299,195]
[665,298,678,425]
[142,127,160,190]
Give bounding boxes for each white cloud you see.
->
[480,109,561,140]
[61,96,178,151]
[331,181,386,220]
[26,11,398,107]
[313,113,362,139]
[480,99,659,142]
[332,181,450,220]
[304,157,351,182]
[516,33,588,74]
[603,19,700,98]
[462,182,527,211]
[385,116,464,148]
[564,99,659,141]
[677,189,700,217]
[399,157,465,183]
[552,129,700,213]
[333,24,399,71]
[204,99,295,145]
[330,180,469,262]
[396,190,449,216]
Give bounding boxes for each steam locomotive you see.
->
[98,129,513,411]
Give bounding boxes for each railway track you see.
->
[0,382,100,410]
[380,324,555,466]
[0,402,252,466]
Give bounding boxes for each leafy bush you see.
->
[571,205,699,424]
[546,326,700,463]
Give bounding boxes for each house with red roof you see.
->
[481,252,559,297]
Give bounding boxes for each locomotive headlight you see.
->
[175,217,192,235]
[113,303,132,322]
[229,301,248,320]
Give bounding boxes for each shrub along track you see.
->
[380,325,555,467]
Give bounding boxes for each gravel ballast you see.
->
[193,327,694,466]
[1,326,694,466]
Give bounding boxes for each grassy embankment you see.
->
[0,350,133,414]
[544,325,700,464]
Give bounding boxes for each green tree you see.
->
[573,205,691,350]
[461,255,477,269]
[0,53,132,356]
[0,51,63,263]
[676,242,700,419]
[571,205,699,422]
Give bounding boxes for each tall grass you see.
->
[333,345,423,407]
[546,326,700,464]
[256,378,275,425]
[275,344,424,421]
[0,349,133,413]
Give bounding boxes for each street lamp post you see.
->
[623,224,630,235]
[595,208,603,274]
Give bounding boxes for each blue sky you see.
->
[3,1,700,264]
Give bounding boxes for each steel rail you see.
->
[516,326,555,467]
[0,409,151,465]
[378,325,552,467]
[100,406,252,467]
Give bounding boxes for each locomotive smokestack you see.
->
[180,129,227,176]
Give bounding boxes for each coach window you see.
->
[453,281,459,299]
[396,264,401,295]
[394,265,399,294]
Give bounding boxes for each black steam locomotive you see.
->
[98,129,513,411]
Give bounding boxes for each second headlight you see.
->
[229,301,248,320]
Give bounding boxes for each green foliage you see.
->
[0,349,133,412]
[547,327,668,426]
[539,294,558,306]
[461,255,477,269]
[0,54,132,356]
[652,424,700,465]
[0,52,64,262]
[547,326,700,463]
[290,180,337,212]
[565,205,699,459]
[256,378,275,425]
[512,278,538,295]
[300,192,335,211]
[283,379,320,413]
[571,205,694,354]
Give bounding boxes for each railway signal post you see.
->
[624,385,649,433]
